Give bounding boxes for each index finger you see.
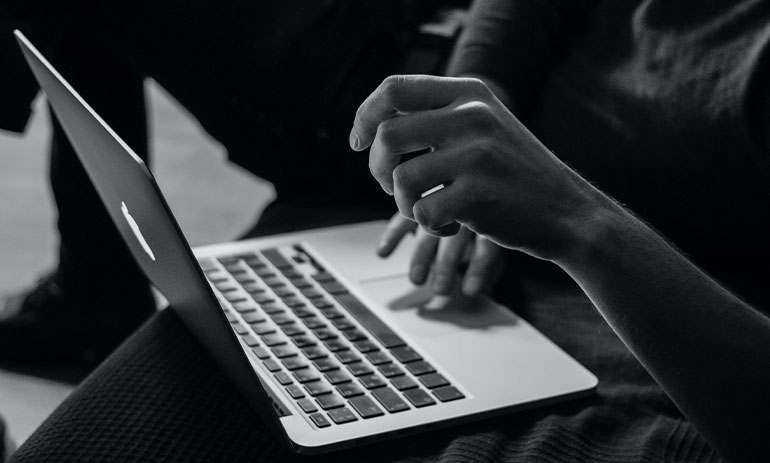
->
[349,75,486,152]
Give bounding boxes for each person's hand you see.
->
[350,75,595,261]
[377,213,505,296]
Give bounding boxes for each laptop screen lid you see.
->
[13,30,292,446]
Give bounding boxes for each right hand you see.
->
[377,213,506,297]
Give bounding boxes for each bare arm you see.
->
[352,75,770,462]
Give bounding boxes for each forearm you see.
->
[557,190,770,462]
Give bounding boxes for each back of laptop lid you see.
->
[14,30,289,445]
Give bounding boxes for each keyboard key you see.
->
[260,333,287,347]
[232,323,249,335]
[282,297,306,308]
[263,359,282,372]
[281,324,306,337]
[378,363,404,378]
[313,328,338,341]
[347,362,373,377]
[262,248,293,269]
[319,280,348,295]
[286,385,305,399]
[349,396,385,419]
[270,313,294,325]
[312,271,336,282]
[419,373,449,389]
[282,357,310,371]
[324,339,348,352]
[433,385,465,402]
[254,268,275,278]
[250,323,276,336]
[336,382,365,398]
[302,317,326,330]
[251,294,275,304]
[271,345,297,358]
[405,361,436,376]
[225,311,238,323]
[309,412,331,428]
[274,371,293,385]
[299,399,319,414]
[215,282,238,293]
[301,346,327,360]
[242,282,266,294]
[224,293,247,303]
[320,307,344,319]
[313,358,339,372]
[242,312,267,324]
[359,373,387,390]
[198,258,217,271]
[328,407,358,424]
[232,301,258,313]
[331,318,355,330]
[310,298,334,309]
[259,302,284,314]
[324,369,352,385]
[294,369,321,384]
[390,376,419,391]
[333,293,406,348]
[299,288,323,298]
[252,346,271,359]
[390,346,422,363]
[293,336,318,348]
[365,351,392,365]
[242,333,260,347]
[335,351,361,364]
[371,387,410,413]
[353,340,379,353]
[291,306,315,318]
[342,329,367,342]
[403,388,437,408]
[316,392,345,410]
[217,256,240,265]
[263,277,285,288]
[304,380,333,396]
[280,268,302,279]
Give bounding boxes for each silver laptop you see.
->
[15,30,597,454]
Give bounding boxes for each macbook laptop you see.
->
[15,30,597,454]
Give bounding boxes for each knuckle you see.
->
[375,118,399,152]
[392,164,413,191]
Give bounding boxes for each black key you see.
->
[335,351,361,364]
[347,362,373,377]
[359,373,387,390]
[313,357,339,372]
[319,307,344,319]
[281,324,306,337]
[302,317,326,329]
[405,361,435,376]
[309,412,330,428]
[286,385,305,399]
[390,346,422,363]
[313,328,338,341]
[224,311,238,323]
[215,281,238,292]
[300,288,324,299]
[274,371,293,385]
[433,385,465,402]
[224,263,245,273]
[312,272,336,282]
[242,333,260,347]
[371,387,410,413]
[262,248,293,269]
[272,345,298,358]
[403,388,436,408]
[328,407,358,425]
[261,333,287,347]
[378,363,405,378]
[260,302,285,314]
[301,346,327,360]
[293,336,317,348]
[254,268,275,278]
[263,277,285,288]
[331,318,355,330]
[242,282,265,294]
[232,324,249,335]
[366,351,392,366]
[291,306,315,318]
[299,399,319,414]
[290,277,313,289]
[324,339,348,352]
[263,359,282,372]
[333,293,406,348]
[390,376,419,391]
[310,298,334,309]
[270,313,295,325]
[353,340,379,353]
[273,287,295,298]
[294,369,321,384]
[304,379,332,396]
[342,329,367,342]
[234,274,256,284]
[419,373,449,389]
[316,392,346,410]
[319,280,348,295]
[251,294,275,304]
[217,256,240,265]
[349,396,385,419]
[336,382,365,398]
[242,312,267,324]
[283,296,307,308]
[232,301,258,313]
[250,322,276,336]
[281,269,302,279]
[324,369,352,385]
[282,357,310,371]
[252,346,271,359]
[224,293,247,303]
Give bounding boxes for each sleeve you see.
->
[446,0,595,114]
[0,13,41,134]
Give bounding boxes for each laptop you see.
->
[15,30,597,454]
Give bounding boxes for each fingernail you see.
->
[349,128,361,150]
[463,276,482,296]
[433,273,452,295]
[410,265,427,284]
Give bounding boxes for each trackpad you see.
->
[359,276,519,340]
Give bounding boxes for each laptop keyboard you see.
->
[198,245,464,428]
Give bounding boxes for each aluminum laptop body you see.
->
[15,30,597,454]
